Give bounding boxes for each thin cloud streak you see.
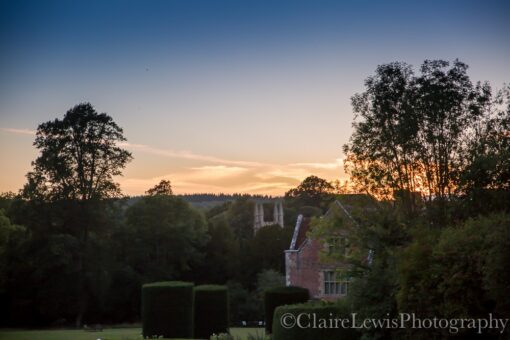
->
[115,140,346,195]
[117,159,345,196]
[1,128,36,135]
[290,158,343,169]
[1,130,344,195]
[118,141,265,167]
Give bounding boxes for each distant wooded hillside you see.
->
[127,193,281,209]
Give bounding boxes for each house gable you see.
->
[284,194,375,300]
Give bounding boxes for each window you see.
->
[323,271,349,296]
[327,236,350,256]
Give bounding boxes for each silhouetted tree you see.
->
[146,179,173,196]
[343,59,491,218]
[285,175,334,210]
[193,214,240,284]
[226,197,255,242]
[124,194,208,282]
[459,84,510,214]
[23,103,132,201]
[20,103,132,327]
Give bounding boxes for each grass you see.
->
[0,327,265,340]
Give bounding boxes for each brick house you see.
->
[284,195,375,300]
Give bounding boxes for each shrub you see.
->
[141,281,194,338]
[194,285,229,339]
[264,286,309,333]
[272,301,360,340]
[210,333,233,340]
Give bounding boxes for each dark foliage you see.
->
[285,175,335,211]
[193,285,229,339]
[142,281,194,339]
[263,286,309,333]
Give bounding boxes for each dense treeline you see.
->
[179,193,277,203]
[312,60,510,339]
[0,184,316,327]
[0,104,316,327]
[0,59,508,338]
[129,193,278,205]
[127,193,281,211]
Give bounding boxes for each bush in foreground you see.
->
[194,285,229,339]
[264,286,309,333]
[142,281,194,338]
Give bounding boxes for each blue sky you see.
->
[1,0,509,195]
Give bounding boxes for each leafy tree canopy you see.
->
[146,179,173,196]
[285,175,334,209]
[23,103,132,201]
[344,60,492,204]
[125,193,208,281]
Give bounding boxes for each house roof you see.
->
[289,215,312,250]
[287,194,377,251]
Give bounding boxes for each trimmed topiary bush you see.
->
[193,285,229,339]
[264,286,309,333]
[142,281,194,339]
[272,300,359,340]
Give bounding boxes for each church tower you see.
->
[254,200,284,234]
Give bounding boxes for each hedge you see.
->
[142,281,194,339]
[193,285,229,339]
[264,286,309,333]
[272,301,360,340]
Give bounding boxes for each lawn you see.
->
[0,327,265,340]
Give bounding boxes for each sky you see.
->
[1,0,509,196]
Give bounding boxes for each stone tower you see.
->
[254,200,284,233]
